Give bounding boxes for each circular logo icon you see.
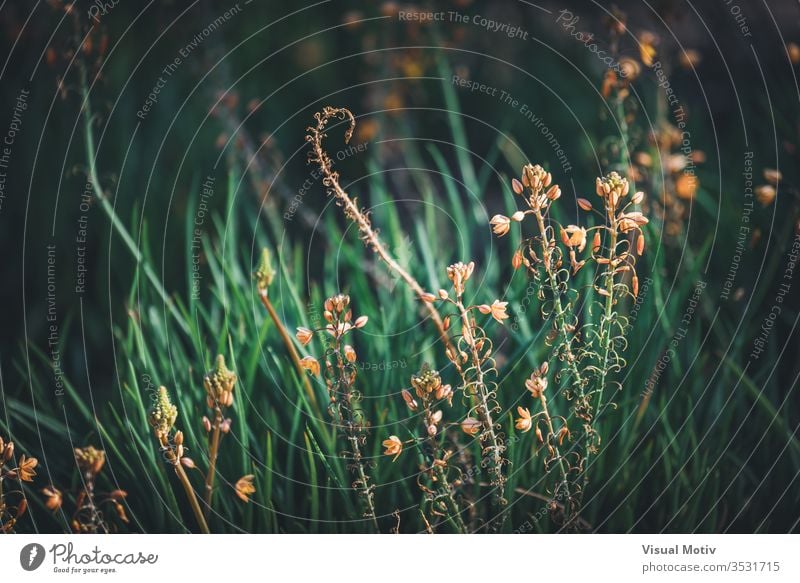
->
[20,543,46,571]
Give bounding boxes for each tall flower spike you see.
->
[255,247,275,294]
[149,386,178,440]
[204,355,237,408]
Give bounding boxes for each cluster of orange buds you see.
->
[149,386,178,442]
[525,362,549,399]
[74,445,106,478]
[514,164,561,212]
[409,364,453,405]
[445,261,475,297]
[296,294,368,377]
[595,171,631,213]
[235,475,256,503]
[203,355,237,409]
[755,168,780,206]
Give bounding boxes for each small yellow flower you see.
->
[295,327,313,346]
[755,185,776,206]
[41,486,63,512]
[382,436,403,461]
[526,373,548,399]
[461,417,481,436]
[447,261,475,295]
[17,455,38,482]
[617,212,649,233]
[561,225,588,252]
[515,407,533,432]
[149,386,178,439]
[490,214,511,236]
[478,300,509,324]
[74,446,106,477]
[299,356,320,376]
[762,169,781,186]
[235,474,256,503]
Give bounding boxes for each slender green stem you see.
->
[259,291,321,418]
[174,460,210,534]
[203,409,222,517]
[585,218,619,487]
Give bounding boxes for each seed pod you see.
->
[636,234,645,255]
[577,198,593,211]
[592,232,601,253]
[511,178,524,195]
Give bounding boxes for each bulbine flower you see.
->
[299,356,320,376]
[525,371,548,399]
[617,211,649,233]
[561,225,588,252]
[234,475,256,503]
[515,407,533,432]
[16,455,38,482]
[411,364,442,398]
[461,417,481,436]
[755,185,776,206]
[478,300,509,324]
[295,327,313,346]
[382,436,403,461]
[490,214,511,236]
[41,486,63,512]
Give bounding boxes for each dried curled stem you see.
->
[306,107,454,354]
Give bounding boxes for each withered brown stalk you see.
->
[307,107,455,355]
